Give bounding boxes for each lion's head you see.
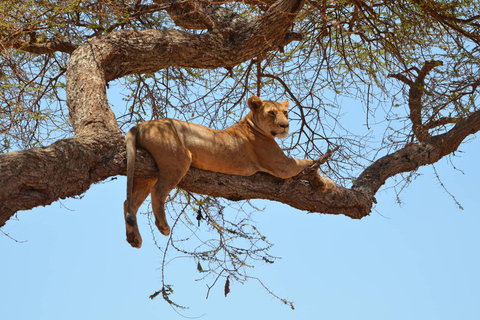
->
[247,96,290,139]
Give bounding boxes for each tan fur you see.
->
[124,96,336,248]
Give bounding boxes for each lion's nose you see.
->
[280,123,289,129]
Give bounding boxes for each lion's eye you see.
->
[268,111,276,117]
[283,111,288,117]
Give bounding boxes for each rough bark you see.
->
[0,131,124,224]
[1,37,78,54]
[0,134,371,226]
[388,60,445,142]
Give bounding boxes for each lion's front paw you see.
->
[321,177,337,192]
[313,175,337,193]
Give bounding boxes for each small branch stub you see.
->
[296,146,340,181]
[281,146,340,188]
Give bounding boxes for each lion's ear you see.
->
[248,96,264,112]
[280,99,290,109]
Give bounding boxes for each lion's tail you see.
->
[125,126,138,227]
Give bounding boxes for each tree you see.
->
[1,0,479,306]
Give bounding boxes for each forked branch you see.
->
[389,60,444,142]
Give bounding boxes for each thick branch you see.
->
[66,0,304,135]
[353,108,480,196]
[0,135,370,228]
[4,104,479,227]
[0,132,125,227]
[1,35,78,54]
[154,0,280,30]
[102,0,304,77]
[179,171,370,219]
[389,60,443,142]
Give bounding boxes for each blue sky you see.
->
[2,95,480,319]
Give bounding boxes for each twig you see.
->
[279,146,339,193]
[0,228,27,243]
[296,145,340,180]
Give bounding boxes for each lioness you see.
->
[124,96,336,248]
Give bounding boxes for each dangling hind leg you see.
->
[150,166,191,236]
[150,182,173,236]
[150,154,192,236]
[124,177,156,248]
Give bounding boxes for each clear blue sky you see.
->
[2,93,480,319]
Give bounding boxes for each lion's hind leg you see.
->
[124,177,156,248]
[148,147,192,237]
[150,164,191,236]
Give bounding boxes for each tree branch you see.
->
[4,103,480,228]
[1,0,311,227]
[388,60,443,142]
[0,135,369,228]
[66,0,304,135]
[352,108,480,196]
[154,0,280,30]
[0,132,125,226]
[1,36,78,54]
